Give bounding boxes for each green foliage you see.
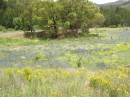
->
[0,0,104,38]
[90,68,130,97]
[13,17,24,30]
[34,52,47,61]
[0,25,6,32]
[101,6,130,27]
[58,52,83,68]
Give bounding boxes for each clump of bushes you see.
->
[34,52,47,62]
[58,52,84,68]
[0,25,6,32]
[90,68,130,97]
[0,25,16,32]
[0,0,105,39]
[4,67,88,81]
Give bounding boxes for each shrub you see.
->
[90,68,130,97]
[0,25,6,32]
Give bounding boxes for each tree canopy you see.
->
[0,0,104,38]
[101,6,130,27]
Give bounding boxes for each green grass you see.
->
[0,38,45,46]
[57,44,130,68]
[0,28,130,69]
[0,27,130,97]
[0,27,130,46]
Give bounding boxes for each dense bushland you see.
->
[101,6,130,27]
[0,0,104,38]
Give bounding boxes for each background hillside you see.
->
[100,0,130,27]
[100,0,130,7]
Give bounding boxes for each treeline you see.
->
[0,0,104,38]
[101,6,130,27]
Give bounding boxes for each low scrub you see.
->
[90,68,130,97]
[0,67,129,97]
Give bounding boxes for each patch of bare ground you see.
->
[0,31,24,38]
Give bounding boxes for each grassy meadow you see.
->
[0,28,130,97]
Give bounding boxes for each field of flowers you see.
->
[0,67,129,97]
[0,28,130,97]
